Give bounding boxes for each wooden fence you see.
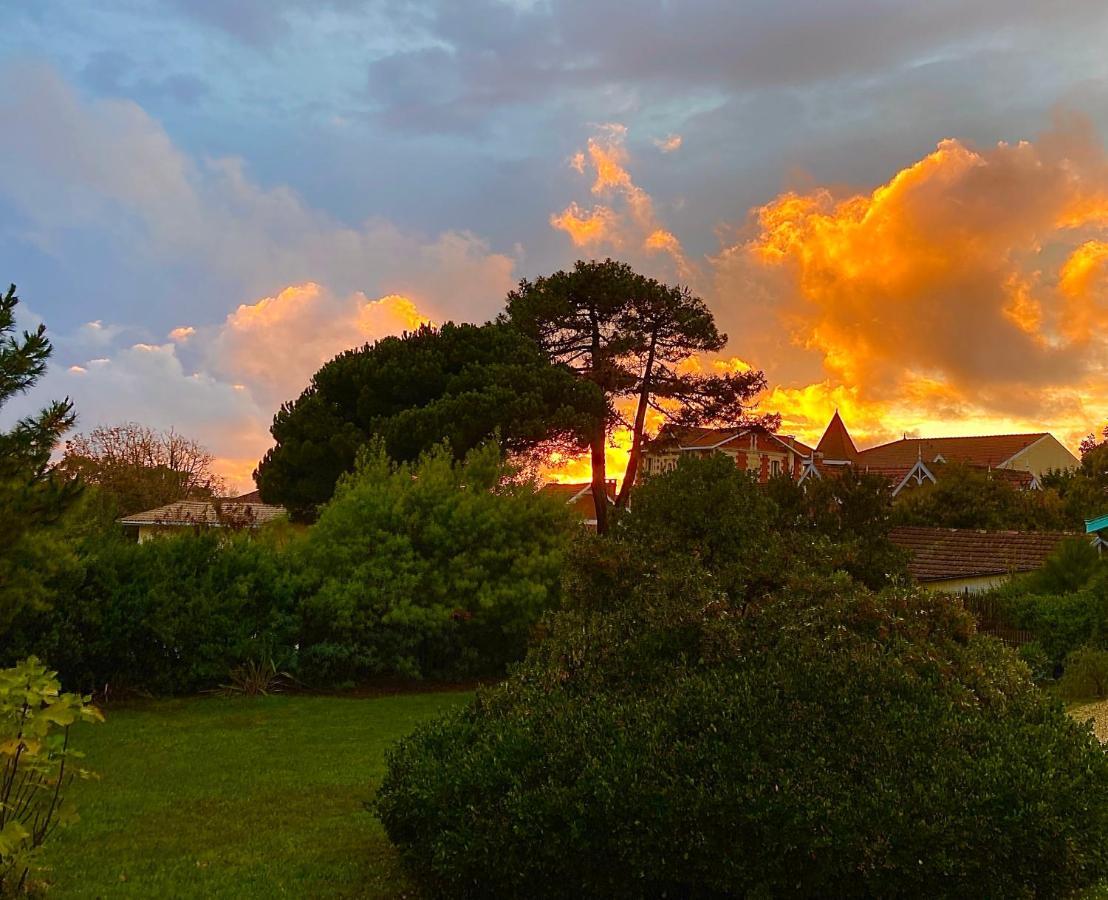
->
[961,594,1034,648]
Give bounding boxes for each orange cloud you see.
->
[212,282,433,407]
[712,119,1108,451]
[550,202,619,246]
[554,123,693,280]
[168,325,195,342]
[654,134,683,153]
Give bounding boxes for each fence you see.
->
[961,594,1034,648]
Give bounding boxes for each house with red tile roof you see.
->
[799,413,1078,496]
[640,424,814,485]
[889,525,1078,593]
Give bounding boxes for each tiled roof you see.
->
[539,481,616,522]
[888,525,1074,582]
[120,498,287,528]
[859,434,1047,469]
[646,425,813,456]
[815,411,859,461]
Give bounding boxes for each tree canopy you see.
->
[0,284,80,633]
[59,422,225,516]
[254,321,604,520]
[504,259,771,526]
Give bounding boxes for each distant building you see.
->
[539,480,616,530]
[119,490,286,542]
[640,424,813,484]
[799,412,1079,496]
[889,525,1076,593]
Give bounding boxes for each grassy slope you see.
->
[36,692,472,898]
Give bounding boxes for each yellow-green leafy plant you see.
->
[0,657,102,894]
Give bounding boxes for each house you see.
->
[539,480,616,529]
[799,411,1078,496]
[889,525,1075,593]
[640,424,814,484]
[1088,513,1108,553]
[119,490,287,542]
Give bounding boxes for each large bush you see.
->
[993,540,1108,670]
[3,528,298,696]
[296,441,574,684]
[378,459,1108,898]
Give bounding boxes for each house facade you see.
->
[640,425,813,484]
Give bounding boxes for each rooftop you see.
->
[888,525,1075,583]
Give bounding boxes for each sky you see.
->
[3,0,1108,490]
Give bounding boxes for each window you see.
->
[771,459,781,477]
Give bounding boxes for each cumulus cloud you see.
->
[0,64,518,327]
[210,282,431,408]
[712,115,1108,448]
[551,124,693,278]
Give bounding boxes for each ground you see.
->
[1070,699,1108,743]
[35,691,471,898]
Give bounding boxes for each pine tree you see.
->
[0,284,80,632]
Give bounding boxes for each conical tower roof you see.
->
[815,410,859,462]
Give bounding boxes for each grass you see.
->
[34,691,472,898]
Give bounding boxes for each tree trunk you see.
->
[615,330,658,508]
[590,426,609,534]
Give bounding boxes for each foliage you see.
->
[1018,641,1052,683]
[504,259,773,526]
[0,657,102,894]
[0,284,82,635]
[1042,426,1108,526]
[1059,646,1108,700]
[297,441,574,684]
[255,321,603,521]
[893,461,1072,531]
[766,467,910,588]
[214,657,295,698]
[991,541,1108,669]
[58,422,226,516]
[379,573,1108,897]
[2,530,299,696]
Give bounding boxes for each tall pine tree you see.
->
[0,284,80,632]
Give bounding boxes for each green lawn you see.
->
[34,691,472,898]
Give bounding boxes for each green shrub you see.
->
[1059,646,1108,700]
[0,658,101,894]
[378,460,1108,898]
[296,441,573,684]
[3,529,299,695]
[1018,640,1052,683]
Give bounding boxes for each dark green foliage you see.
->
[377,456,1108,898]
[1059,646,1108,700]
[255,321,603,520]
[766,467,909,589]
[379,566,1108,897]
[296,441,574,684]
[2,530,298,696]
[992,540,1108,669]
[0,284,81,633]
[894,461,1071,531]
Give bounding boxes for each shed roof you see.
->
[888,525,1074,583]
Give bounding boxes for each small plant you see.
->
[1017,641,1053,683]
[1,657,102,894]
[215,658,294,698]
[1060,646,1108,700]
